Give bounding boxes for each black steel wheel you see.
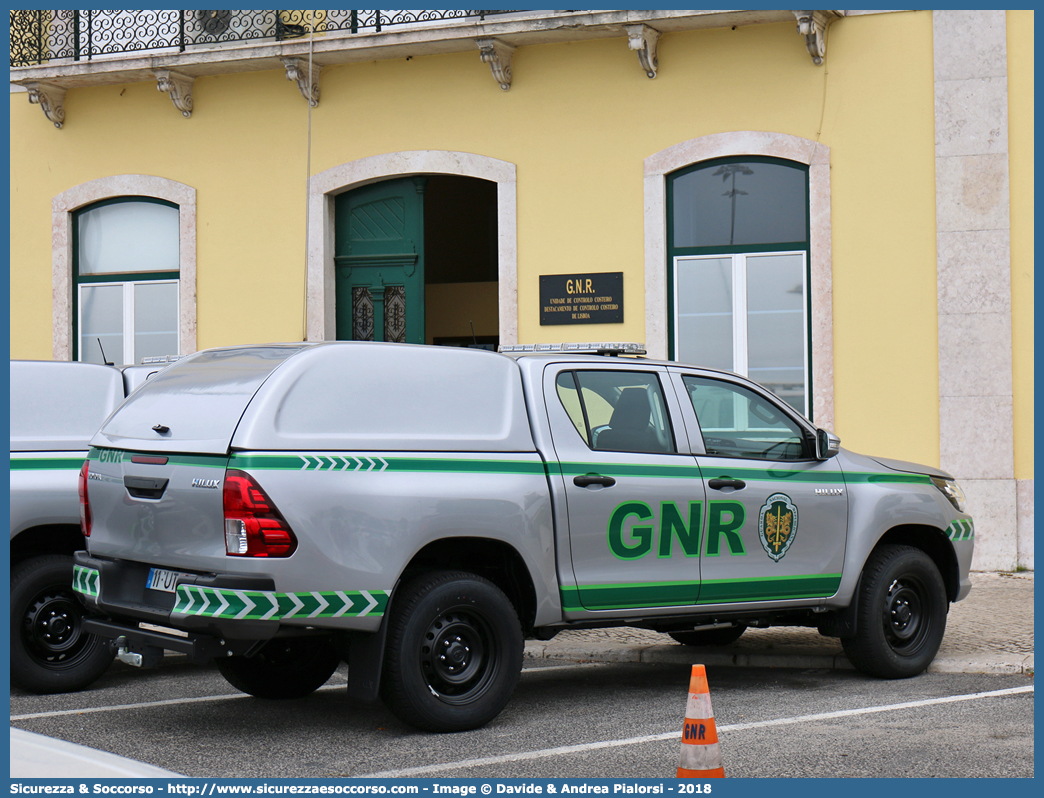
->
[841,544,948,678]
[10,554,114,693]
[668,624,747,647]
[216,637,341,699]
[381,571,523,733]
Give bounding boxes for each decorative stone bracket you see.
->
[282,57,321,106]
[25,81,66,128]
[793,10,842,66]
[476,37,515,91]
[154,69,194,117]
[625,24,661,79]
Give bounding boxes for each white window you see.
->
[79,280,179,366]
[75,199,180,365]
[674,252,808,416]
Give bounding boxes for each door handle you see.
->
[708,477,746,491]
[124,475,169,500]
[573,474,617,488]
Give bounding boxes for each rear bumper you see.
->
[74,550,389,700]
[73,551,281,642]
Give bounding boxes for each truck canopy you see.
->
[91,345,308,454]
[233,342,535,452]
[10,361,126,451]
[91,342,536,454]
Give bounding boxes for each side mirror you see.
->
[816,428,841,460]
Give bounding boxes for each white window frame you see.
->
[673,250,809,417]
[77,278,180,366]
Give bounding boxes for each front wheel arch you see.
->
[841,543,948,678]
[876,525,960,602]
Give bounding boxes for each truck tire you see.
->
[381,571,523,733]
[841,544,948,678]
[216,638,341,699]
[668,624,747,646]
[11,554,114,694]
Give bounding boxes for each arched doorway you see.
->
[307,151,518,348]
[333,175,498,348]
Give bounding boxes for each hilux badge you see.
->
[191,478,221,489]
[759,493,798,562]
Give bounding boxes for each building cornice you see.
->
[11,10,845,89]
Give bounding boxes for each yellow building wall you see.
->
[11,11,942,465]
[1007,9,1034,481]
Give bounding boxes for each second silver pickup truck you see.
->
[10,359,163,694]
[73,342,973,731]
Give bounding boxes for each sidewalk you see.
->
[525,571,1034,675]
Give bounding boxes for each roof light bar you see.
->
[499,342,647,356]
[140,355,183,365]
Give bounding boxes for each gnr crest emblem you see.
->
[759,493,798,562]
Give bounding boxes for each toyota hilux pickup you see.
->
[72,342,974,731]
[10,359,164,693]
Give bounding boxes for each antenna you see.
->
[470,321,478,345]
[96,338,114,366]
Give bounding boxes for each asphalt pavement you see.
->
[525,571,1035,675]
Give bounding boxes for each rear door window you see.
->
[555,370,676,454]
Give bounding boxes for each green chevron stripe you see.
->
[561,573,842,611]
[72,566,100,598]
[946,518,975,541]
[173,585,389,620]
[228,452,547,476]
[10,456,86,470]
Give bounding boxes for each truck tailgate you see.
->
[84,449,230,572]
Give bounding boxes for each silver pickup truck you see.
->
[9,360,164,693]
[72,342,973,731]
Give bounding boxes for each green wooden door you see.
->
[334,177,426,343]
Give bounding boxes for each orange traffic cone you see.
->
[677,664,725,778]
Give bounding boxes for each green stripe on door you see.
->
[696,574,842,604]
[562,573,842,611]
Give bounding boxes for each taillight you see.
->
[78,461,92,537]
[223,469,297,557]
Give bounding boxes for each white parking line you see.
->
[359,685,1035,778]
[10,683,346,721]
[8,664,596,722]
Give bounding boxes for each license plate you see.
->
[146,567,186,593]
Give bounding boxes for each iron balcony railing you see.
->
[10,10,523,67]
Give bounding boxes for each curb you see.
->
[524,641,1035,676]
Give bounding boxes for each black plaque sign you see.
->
[539,272,623,325]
